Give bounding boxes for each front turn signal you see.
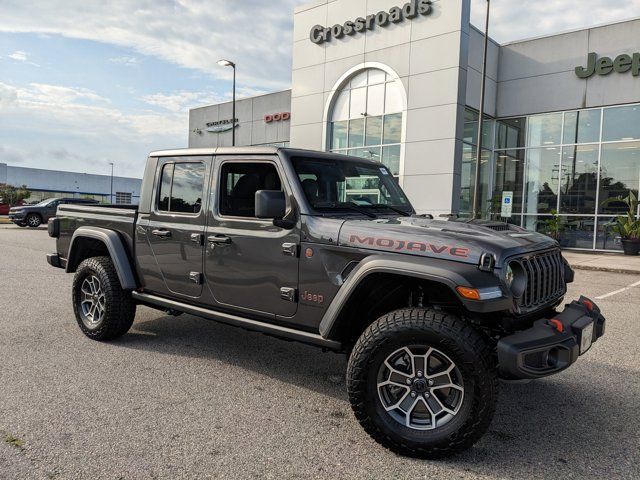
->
[456,286,481,301]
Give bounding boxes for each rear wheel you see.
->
[72,256,136,341]
[26,214,42,228]
[346,308,498,458]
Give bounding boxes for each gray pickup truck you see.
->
[47,147,605,458]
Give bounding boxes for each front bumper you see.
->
[498,296,605,379]
[8,213,26,223]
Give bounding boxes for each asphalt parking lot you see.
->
[0,225,638,479]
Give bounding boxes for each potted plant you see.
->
[601,192,640,255]
[541,210,569,246]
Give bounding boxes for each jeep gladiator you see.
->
[47,147,605,458]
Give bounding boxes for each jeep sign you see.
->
[575,52,640,79]
[310,0,432,45]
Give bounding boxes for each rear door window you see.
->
[157,162,205,214]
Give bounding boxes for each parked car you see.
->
[46,147,605,458]
[9,197,99,227]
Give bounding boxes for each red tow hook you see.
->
[581,298,594,312]
[549,319,564,333]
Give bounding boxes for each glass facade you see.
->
[462,104,640,251]
[329,69,403,175]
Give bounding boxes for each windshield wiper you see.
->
[369,204,412,216]
[314,202,378,219]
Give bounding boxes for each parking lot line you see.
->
[596,279,640,300]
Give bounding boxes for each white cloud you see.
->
[8,50,27,61]
[470,0,640,43]
[108,56,140,66]
[141,91,222,114]
[0,0,302,90]
[0,81,184,138]
[0,81,188,176]
[7,49,39,66]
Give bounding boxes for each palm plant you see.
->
[601,191,640,240]
[601,192,640,255]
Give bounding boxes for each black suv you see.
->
[9,197,99,227]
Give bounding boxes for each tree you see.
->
[0,183,31,205]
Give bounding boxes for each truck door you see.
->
[145,155,211,298]
[204,157,299,318]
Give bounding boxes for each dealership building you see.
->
[0,163,141,204]
[189,0,640,251]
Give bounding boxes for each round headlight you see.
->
[505,264,515,287]
[505,261,527,298]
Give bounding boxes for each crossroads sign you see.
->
[310,0,432,45]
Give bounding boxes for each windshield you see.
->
[35,198,57,207]
[291,157,413,216]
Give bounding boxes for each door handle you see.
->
[207,235,232,245]
[152,229,172,238]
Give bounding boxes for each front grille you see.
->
[519,249,566,310]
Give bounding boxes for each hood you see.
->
[338,216,558,267]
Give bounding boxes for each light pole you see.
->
[218,59,237,146]
[472,0,491,219]
[109,162,114,204]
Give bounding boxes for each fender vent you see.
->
[340,261,360,282]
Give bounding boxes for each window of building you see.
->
[602,105,640,142]
[492,149,524,222]
[460,145,492,216]
[219,162,282,218]
[598,141,640,215]
[462,103,640,251]
[523,147,561,215]
[329,69,404,176]
[558,145,598,215]
[563,109,601,145]
[157,162,205,214]
[115,192,132,204]
[463,109,495,148]
[460,108,495,217]
[495,117,526,150]
[526,113,563,147]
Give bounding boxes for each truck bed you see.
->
[55,204,139,261]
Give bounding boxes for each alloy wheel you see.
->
[377,346,464,430]
[80,275,106,328]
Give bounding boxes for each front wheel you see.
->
[26,214,42,228]
[72,256,136,341]
[346,308,498,458]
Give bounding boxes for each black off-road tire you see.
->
[72,256,136,341]
[346,308,498,459]
[26,214,42,228]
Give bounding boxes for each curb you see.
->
[570,264,640,276]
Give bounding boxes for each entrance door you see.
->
[146,156,210,298]
[204,157,299,318]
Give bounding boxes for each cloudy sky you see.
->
[1,0,639,178]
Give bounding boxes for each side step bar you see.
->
[132,291,343,351]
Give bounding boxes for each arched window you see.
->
[329,68,404,176]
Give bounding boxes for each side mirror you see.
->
[255,190,286,219]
